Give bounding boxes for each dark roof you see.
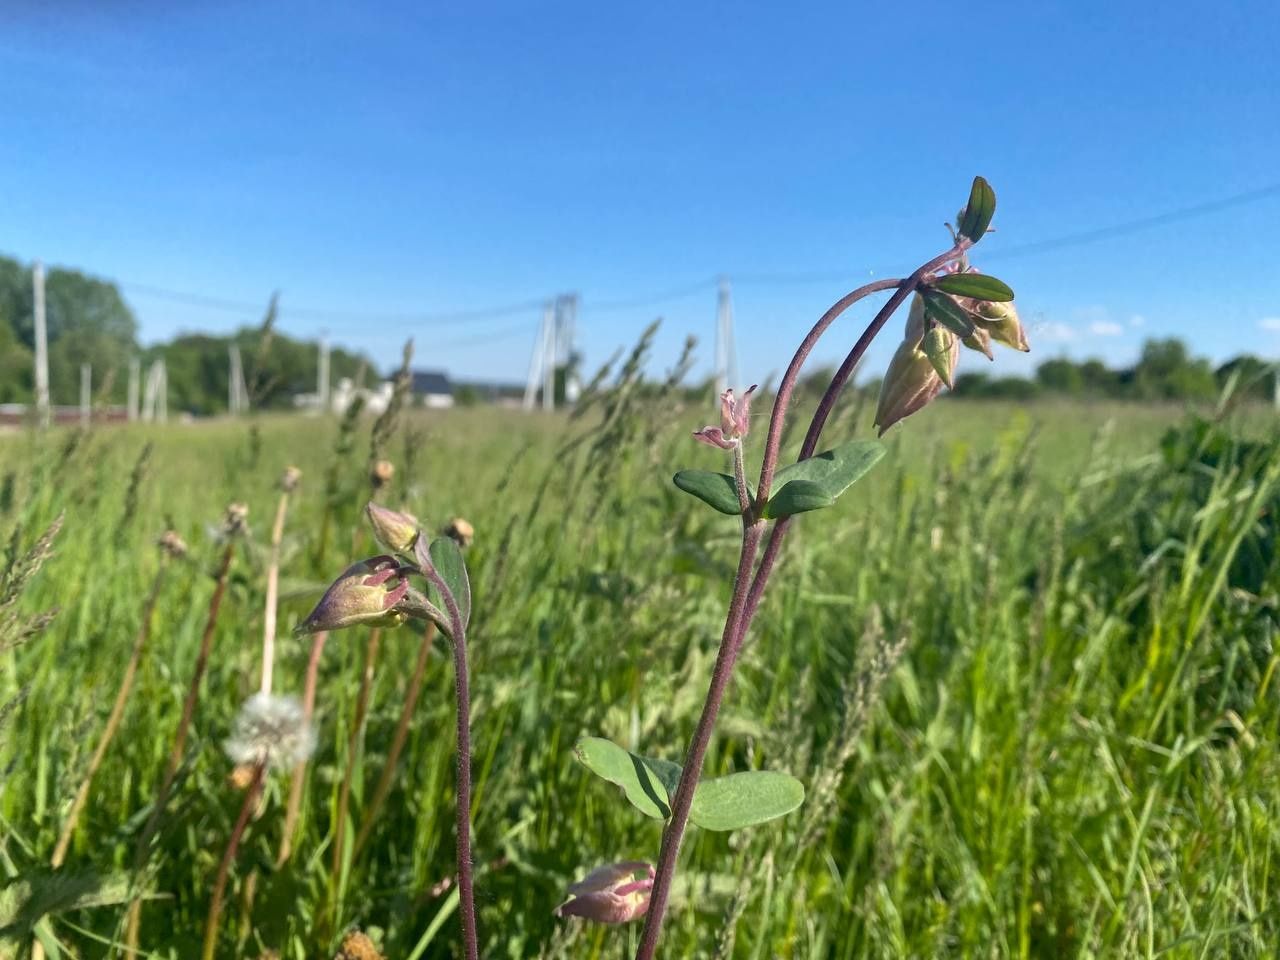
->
[410,370,453,395]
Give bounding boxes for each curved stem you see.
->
[420,565,479,960]
[260,490,291,695]
[756,278,899,500]
[634,522,764,960]
[800,242,967,456]
[201,762,266,960]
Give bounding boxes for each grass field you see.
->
[1,374,1277,958]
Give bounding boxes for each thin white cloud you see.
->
[1259,317,1280,332]
[1089,321,1124,337]
[1035,321,1077,343]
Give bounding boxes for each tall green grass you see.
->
[0,386,1275,959]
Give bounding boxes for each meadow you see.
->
[1,355,1277,958]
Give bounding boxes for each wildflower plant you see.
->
[301,503,478,959]
[568,177,1029,957]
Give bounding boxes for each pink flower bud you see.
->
[299,556,410,633]
[696,384,757,450]
[555,861,655,924]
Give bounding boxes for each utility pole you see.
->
[714,275,738,400]
[33,260,49,427]
[158,360,167,423]
[524,303,550,412]
[127,357,140,422]
[80,364,91,426]
[555,293,581,403]
[318,333,331,414]
[542,300,556,412]
[229,345,245,415]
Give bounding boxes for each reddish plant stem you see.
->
[276,629,327,867]
[201,762,266,960]
[635,241,968,960]
[419,564,479,960]
[352,621,436,860]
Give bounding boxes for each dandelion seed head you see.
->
[224,693,315,771]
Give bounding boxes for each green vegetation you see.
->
[0,359,1276,957]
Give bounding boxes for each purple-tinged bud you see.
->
[974,300,1030,352]
[555,861,655,924]
[299,556,410,633]
[874,337,945,436]
[692,426,736,450]
[921,327,958,389]
[365,503,420,554]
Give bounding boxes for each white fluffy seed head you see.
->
[223,693,316,771]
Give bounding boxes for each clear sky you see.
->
[2,1,1278,385]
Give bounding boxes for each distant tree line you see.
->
[0,254,373,414]
[952,337,1276,404]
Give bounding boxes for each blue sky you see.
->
[2,1,1278,384]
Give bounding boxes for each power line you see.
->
[116,178,1280,332]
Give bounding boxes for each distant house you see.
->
[411,370,455,409]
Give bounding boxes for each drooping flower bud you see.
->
[974,300,1030,352]
[961,324,994,360]
[874,337,946,436]
[694,385,757,450]
[365,503,420,554]
[555,861,655,924]
[299,556,410,633]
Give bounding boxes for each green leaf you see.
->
[920,288,976,339]
[763,479,833,518]
[574,737,682,819]
[930,273,1014,302]
[427,536,471,630]
[673,470,749,515]
[690,771,806,831]
[957,175,996,242]
[764,439,886,519]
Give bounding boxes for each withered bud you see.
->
[280,465,302,493]
[370,460,395,490]
[299,556,410,633]
[556,861,655,924]
[222,502,250,538]
[974,300,1030,352]
[157,530,188,559]
[335,930,384,960]
[366,503,420,554]
[443,517,474,549]
[874,336,946,436]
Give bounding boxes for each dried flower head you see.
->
[157,530,188,559]
[335,930,384,960]
[693,385,758,450]
[299,556,411,633]
[223,693,316,772]
[280,465,302,493]
[555,861,655,924]
[370,459,395,490]
[366,503,420,554]
[443,517,474,548]
[222,502,250,538]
